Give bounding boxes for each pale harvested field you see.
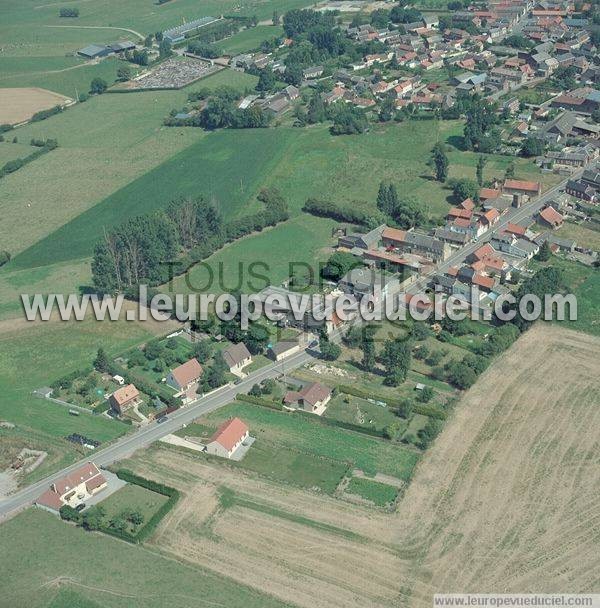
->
[0,87,70,124]
[122,325,600,607]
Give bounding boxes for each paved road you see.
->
[0,348,315,519]
[406,169,584,297]
[0,169,582,520]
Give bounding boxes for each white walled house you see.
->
[205,418,249,459]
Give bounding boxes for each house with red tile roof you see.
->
[109,383,140,415]
[283,382,332,416]
[538,206,564,229]
[36,462,107,511]
[479,187,502,201]
[206,418,249,459]
[502,179,542,197]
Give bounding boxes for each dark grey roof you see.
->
[223,342,251,368]
[270,340,299,356]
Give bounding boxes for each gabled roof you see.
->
[222,343,251,368]
[480,187,501,200]
[111,384,139,407]
[503,179,541,193]
[170,358,203,387]
[539,206,564,226]
[209,418,248,451]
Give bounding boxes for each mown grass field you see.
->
[11,127,297,268]
[346,476,399,506]
[202,401,420,481]
[97,483,169,531]
[217,25,284,55]
[0,508,290,608]
[1,89,201,259]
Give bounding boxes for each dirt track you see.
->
[123,325,600,607]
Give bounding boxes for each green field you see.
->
[324,394,399,433]
[202,401,420,481]
[0,141,37,164]
[346,476,399,506]
[0,56,134,98]
[531,256,600,336]
[0,316,170,482]
[217,25,284,55]
[1,90,201,259]
[11,127,298,269]
[0,508,290,608]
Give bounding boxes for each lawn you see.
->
[345,476,399,507]
[97,483,169,532]
[11,127,298,269]
[324,394,400,434]
[203,401,420,481]
[0,508,290,608]
[186,67,259,93]
[531,256,600,336]
[558,221,600,252]
[217,25,284,55]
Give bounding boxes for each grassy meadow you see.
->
[346,476,399,507]
[201,401,420,482]
[217,25,284,55]
[0,508,290,608]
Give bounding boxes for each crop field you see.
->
[217,25,285,55]
[102,324,600,608]
[345,476,399,507]
[0,87,71,124]
[0,508,289,608]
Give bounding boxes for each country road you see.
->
[0,167,582,520]
[0,348,315,519]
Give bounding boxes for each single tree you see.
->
[90,77,107,95]
[476,155,487,186]
[431,142,449,182]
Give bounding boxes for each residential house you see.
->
[222,343,252,374]
[338,267,399,302]
[303,65,324,79]
[268,340,301,361]
[205,418,249,459]
[166,358,203,393]
[538,206,564,228]
[283,382,332,415]
[109,383,141,415]
[491,233,539,258]
[36,463,107,511]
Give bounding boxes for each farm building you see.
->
[502,179,542,198]
[538,206,564,229]
[166,358,203,393]
[109,384,141,415]
[36,463,107,511]
[283,382,332,415]
[206,417,249,459]
[77,44,113,59]
[222,343,252,374]
[163,16,220,44]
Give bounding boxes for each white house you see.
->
[36,462,107,511]
[205,417,249,459]
[222,343,252,374]
[166,358,203,393]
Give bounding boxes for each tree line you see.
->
[92,188,289,293]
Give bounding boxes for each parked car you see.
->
[157,416,168,424]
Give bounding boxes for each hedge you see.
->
[236,393,283,410]
[337,385,447,420]
[112,469,180,543]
